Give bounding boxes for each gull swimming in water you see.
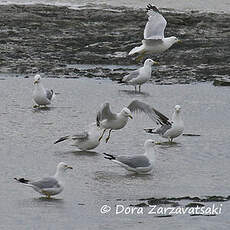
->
[96,100,158,143]
[145,105,184,142]
[33,74,55,107]
[129,4,181,61]
[14,162,72,198]
[54,122,102,151]
[103,139,156,174]
[122,59,158,92]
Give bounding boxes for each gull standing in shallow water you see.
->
[54,122,102,151]
[33,74,55,107]
[122,59,158,92]
[96,100,160,143]
[14,162,72,198]
[103,139,156,174]
[129,4,181,62]
[145,105,184,142]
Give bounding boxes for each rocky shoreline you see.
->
[0,4,229,84]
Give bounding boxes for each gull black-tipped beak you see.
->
[128,115,133,119]
[67,166,73,169]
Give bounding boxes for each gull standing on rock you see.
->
[129,4,181,62]
[144,105,184,142]
[96,100,160,143]
[103,139,156,174]
[33,74,55,107]
[14,162,73,198]
[54,122,102,151]
[122,59,158,92]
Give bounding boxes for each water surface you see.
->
[0,77,229,229]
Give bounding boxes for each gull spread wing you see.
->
[144,4,167,40]
[96,103,117,126]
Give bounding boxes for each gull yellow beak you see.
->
[34,80,38,85]
[155,142,161,145]
[154,61,159,65]
[67,166,73,169]
[128,115,133,119]
[178,40,182,43]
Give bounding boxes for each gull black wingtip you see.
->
[146,4,160,13]
[14,177,29,184]
[54,136,69,144]
[103,152,116,160]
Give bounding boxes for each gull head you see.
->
[144,139,156,149]
[174,105,181,113]
[57,162,73,173]
[144,59,158,66]
[34,74,41,85]
[170,36,181,44]
[121,107,133,119]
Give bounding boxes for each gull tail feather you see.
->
[54,135,70,144]
[103,152,116,160]
[129,46,143,55]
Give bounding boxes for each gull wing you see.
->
[117,155,151,168]
[96,103,117,126]
[127,100,171,126]
[31,177,60,189]
[122,69,140,82]
[144,4,167,40]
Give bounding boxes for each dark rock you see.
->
[0,4,229,84]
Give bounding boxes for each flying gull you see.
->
[96,100,159,143]
[129,4,181,62]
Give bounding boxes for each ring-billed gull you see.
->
[145,105,184,142]
[96,100,158,143]
[54,122,102,151]
[33,74,55,107]
[103,139,156,174]
[129,4,181,62]
[14,162,72,198]
[122,59,158,92]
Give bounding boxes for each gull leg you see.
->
[42,190,51,199]
[135,86,137,92]
[105,129,112,143]
[98,129,106,142]
[139,85,141,92]
[135,51,146,63]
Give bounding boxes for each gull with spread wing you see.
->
[96,100,159,143]
[144,105,184,142]
[129,4,181,62]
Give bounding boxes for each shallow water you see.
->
[0,77,230,229]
